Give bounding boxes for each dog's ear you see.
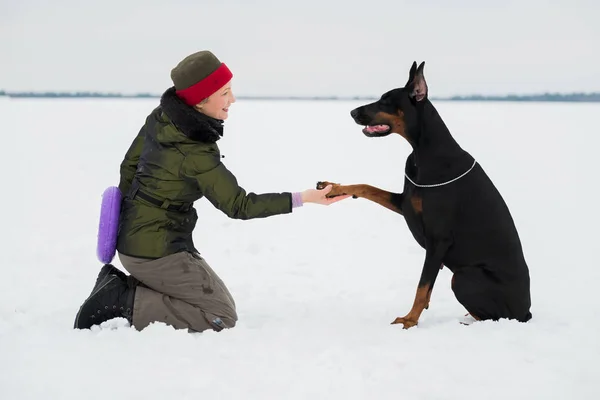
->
[409,61,428,102]
[406,61,418,86]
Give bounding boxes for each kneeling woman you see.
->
[74,50,347,332]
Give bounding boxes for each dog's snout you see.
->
[350,108,359,120]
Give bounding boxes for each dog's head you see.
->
[350,61,428,142]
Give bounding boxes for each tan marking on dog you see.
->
[424,286,432,310]
[469,312,481,321]
[373,110,407,141]
[315,182,402,214]
[391,283,431,329]
[410,195,422,213]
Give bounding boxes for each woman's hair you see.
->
[193,98,209,112]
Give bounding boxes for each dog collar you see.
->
[405,160,477,188]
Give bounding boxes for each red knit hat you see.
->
[170,50,233,106]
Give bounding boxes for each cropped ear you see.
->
[405,61,418,87]
[409,61,428,102]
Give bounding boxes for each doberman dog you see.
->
[317,62,532,329]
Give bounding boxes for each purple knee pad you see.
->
[96,186,122,264]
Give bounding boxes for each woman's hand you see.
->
[301,185,351,205]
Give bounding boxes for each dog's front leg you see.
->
[391,239,451,329]
[316,181,403,214]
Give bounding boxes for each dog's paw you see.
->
[317,181,345,198]
[391,316,418,329]
[316,181,346,198]
[316,181,337,190]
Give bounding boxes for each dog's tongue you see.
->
[365,125,388,133]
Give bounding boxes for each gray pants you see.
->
[118,251,237,332]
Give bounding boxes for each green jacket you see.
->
[116,88,292,259]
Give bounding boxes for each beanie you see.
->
[170,50,233,106]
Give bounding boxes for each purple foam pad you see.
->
[96,186,122,264]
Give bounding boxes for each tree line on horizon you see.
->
[1,89,599,102]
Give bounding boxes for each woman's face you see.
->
[195,81,236,120]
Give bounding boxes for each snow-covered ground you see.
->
[1,96,598,399]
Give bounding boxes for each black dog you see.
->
[317,62,532,328]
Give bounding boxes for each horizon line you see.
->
[1,90,600,102]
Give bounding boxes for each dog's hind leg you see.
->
[391,239,452,329]
[451,269,499,322]
[316,182,403,214]
[451,267,532,323]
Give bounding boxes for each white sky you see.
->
[1,0,598,97]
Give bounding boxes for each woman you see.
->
[73,50,348,332]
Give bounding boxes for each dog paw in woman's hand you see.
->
[316,181,335,190]
[316,181,345,198]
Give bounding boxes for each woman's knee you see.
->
[206,302,238,330]
[219,304,238,328]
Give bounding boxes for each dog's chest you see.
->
[402,188,427,248]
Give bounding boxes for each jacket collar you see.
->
[159,87,224,143]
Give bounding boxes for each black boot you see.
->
[97,263,144,291]
[74,273,135,329]
[93,264,127,290]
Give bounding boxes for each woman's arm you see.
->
[184,146,348,220]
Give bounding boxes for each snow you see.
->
[1,96,599,399]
